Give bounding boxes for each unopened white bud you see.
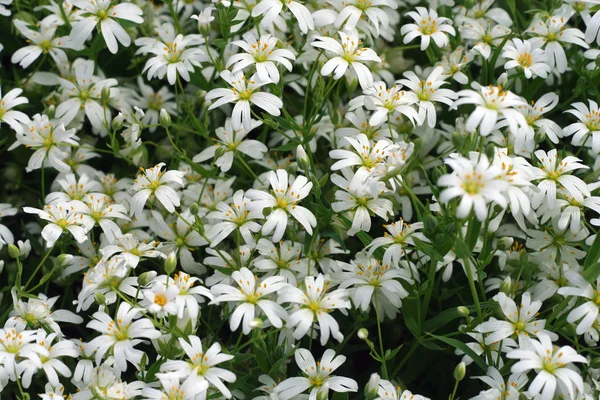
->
[164,252,177,275]
[358,328,369,340]
[364,373,380,399]
[160,108,171,128]
[454,362,466,381]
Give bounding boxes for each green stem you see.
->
[24,244,55,290]
[374,293,388,379]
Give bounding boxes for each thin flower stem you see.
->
[24,244,56,290]
[374,293,388,379]
[237,154,264,185]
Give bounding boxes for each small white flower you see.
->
[158,335,234,398]
[564,99,600,153]
[246,169,317,242]
[141,280,180,317]
[131,162,186,218]
[507,332,587,400]
[502,38,551,79]
[558,271,600,335]
[276,348,358,400]
[401,7,456,50]
[311,31,381,89]
[193,119,266,172]
[278,274,350,345]
[211,267,288,334]
[206,190,263,247]
[70,0,144,54]
[438,154,509,221]
[100,233,165,268]
[86,302,161,374]
[454,83,527,136]
[23,202,92,247]
[0,87,30,134]
[227,32,295,83]
[205,70,283,132]
[251,0,314,34]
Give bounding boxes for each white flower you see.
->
[12,19,81,68]
[525,11,588,73]
[141,280,180,317]
[23,202,92,247]
[254,239,308,284]
[278,274,350,345]
[70,0,144,54]
[558,271,600,335]
[8,288,83,332]
[0,324,38,381]
[331,169,393,235]
[73,362,144,399]
[311,31,381,89]
[365,220,426,267]
[375,380,431,399]
[0,0,12,16]
[436,46,471,84]
[227,32,295,83]
[251,0,314,34]
[564,100,600,153]
[502,38,551,79]
[531,149,589,210]
[460,19,511,60]
[514,93,562,154]
[10,114,79,173]
[17,331,79,388]
[149,210,207,274]
[0,87,30,134]
[100,233,165,268]
[205,190,263,247]
[276,348,358,400]
[136,23,207,85]
[211,267,288,334]
[131,162,186,218]
[158,335,234,398]
[438,154,508,221]
[471,367,527,400]
[0,204,17,248]
[329,133,396,172]
[355,81,420,126]
[401,7,456,50]
[330,0,398,34]
[475,292,555,344]
[206,70,283,132]
[336,253,412,316]
[142,374,205,400]
[527,219,588,267]
[453,84,527,136]
[246,169,317,242]
[193,119,266,172]
[153,272,213,321]
[86,302,161,374]
[507,333,587,400]
[54,59,118,135]
[397,66,457,127]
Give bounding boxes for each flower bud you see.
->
[296,145,309,171]
[358,328,369,340]
[189,203,201,216]
[457,306,470,317]
[160,108,171,128]
[364,373,380,399]
[112,113,125,131]
[138,271,157,287]
[55,254,73,268]
[0,260,4,275]
[500,276,512,294]
[164,252,177,275]
[454,362,466,381]
[8,244,20,259]
[94,292,106,305]
[214,146,227,158]
[496,236,514,251]
[100,87,112,104]
[249,318,263,329]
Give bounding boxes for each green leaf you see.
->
[429,334,488,371]
[422,308,462,332]
[583,262,600,283]
[332,393,349,400]
[453,239,471,260]
[413,237,443,262]
[465,219,481,251]
[585,232,600,269]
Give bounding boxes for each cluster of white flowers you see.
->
[2,0,600,398]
